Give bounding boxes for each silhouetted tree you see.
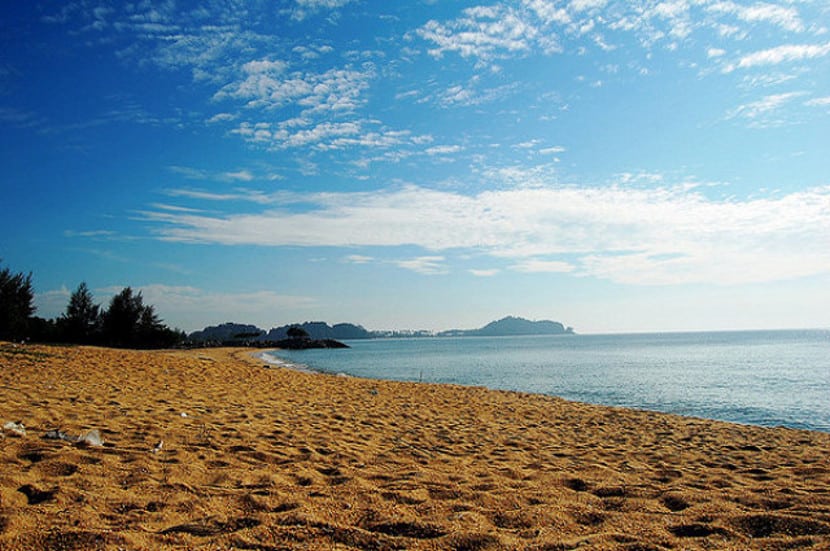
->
[28,316,58,342]
[100,287,184,348]
[136,304,165,346]
[287,326,310,339]
[0,261,35,341]
[60,282,100,343]
[102,287,145,347]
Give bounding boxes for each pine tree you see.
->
[0,261,35,341]
[100,287,183,348]
[102,287,144,347]
[61,282,100,343]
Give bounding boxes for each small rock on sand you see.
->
[3,421,26,436]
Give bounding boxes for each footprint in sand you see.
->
[17,484,58,505]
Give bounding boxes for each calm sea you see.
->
[263,330,830,433]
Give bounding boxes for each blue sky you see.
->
[1,0,829,333]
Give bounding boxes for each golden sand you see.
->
[0,343,828,550]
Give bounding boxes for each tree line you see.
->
[0,260,185,348]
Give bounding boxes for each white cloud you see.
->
[417,5,538,62]
[242,59,288,74]
[510,259,575,273]
[393,256,448,275]
[231,119,430,152]
[515,139,541,149]
[142,182,830,286]
[34,286,71,317]
[526,0,571,24]
[415,0,820,75]
[707,47,726,58]
[425,145,463,155]
[725,42,830,72]
[222,170,254,182]
[806,96,830,107]
[296,0,353,7]
[344,254,374,264]
[149,203,204,214]
[568,0,606,13]
[291,0,355,21]
[164,188,274,204]
[169,165,265,184]
[169,166,208,180]
[706,2,803,33]
[64,230,118,239]
[469,268,500,277]
[432,81,520,107]
[206,112,236,124]
[217,63,373,114]
[728,91,806,125]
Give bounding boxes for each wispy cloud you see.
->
[510,259,575,273]
[725,43,830,72]
[290,0,356,21]
[425,145,463,155]
[168,166,262,184]
[469,268,500,277]
[163,188,274,204]
[63,229,118,239]
[393,256,448,275]
[142,182,830,286]
[223,170,254,182]
[706,2,803,33]
[0,107,45,130]
[344,254,374,264]
[169,166,209,180]
[728,91,806,127]
[806,96,830,107]
[432,81,520,107]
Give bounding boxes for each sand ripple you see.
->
[1,342,829,550]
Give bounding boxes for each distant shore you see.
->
[1,342,829,550]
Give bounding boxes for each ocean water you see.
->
[263,330,830,432]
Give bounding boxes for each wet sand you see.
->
[1,342,829,550]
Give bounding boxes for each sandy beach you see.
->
[1,342,828,550]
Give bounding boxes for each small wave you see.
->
[256,351,316,373]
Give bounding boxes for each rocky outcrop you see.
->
[271,338,350,350]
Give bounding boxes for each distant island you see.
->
[438,316,574,337]
[188,321,372,346]
[187,316,573,347]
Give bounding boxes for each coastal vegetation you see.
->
[0,261,184,348]
[0,261,34,342]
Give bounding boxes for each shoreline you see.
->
[254,344,829,435]
[254,349,319,374]
[259,347,819,438]
[1,343,829,550]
